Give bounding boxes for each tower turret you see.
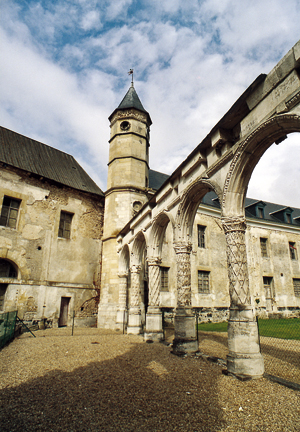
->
[98,83,152,329]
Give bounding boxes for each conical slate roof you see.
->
[109,84,152,124]
[118,84,147,113]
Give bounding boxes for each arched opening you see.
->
[0,259,18,311]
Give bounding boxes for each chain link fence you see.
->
[162,312,300,386]
[0,310,18,349]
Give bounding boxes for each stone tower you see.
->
[98,83,152,328]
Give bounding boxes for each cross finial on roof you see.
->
[128,68,134,86]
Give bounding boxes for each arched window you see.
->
[0,259,17,278]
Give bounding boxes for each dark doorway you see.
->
[59,297,71,327]
[0,284,8,310]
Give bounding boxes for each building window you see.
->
[198,271,210,293]
[58,211,73,239]
[289,242,297,260]
[160,267,169,291]
[286,213,292,224]
[0,196,21,229]
[197,225,206,248]
[293,279,300,297]
[260,238,268,258]
[258,207,264,219]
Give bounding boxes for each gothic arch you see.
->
[175,178,223,242]
[222,114,300,217]
[119,244,130,274]
[0,258,19,279]
[131,231,147,266]
[148,211,175,257]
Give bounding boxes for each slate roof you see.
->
[109,84,152,124]
[149,169,169,191]
[118,84,147,113]
[0,126,104,197]
[202,191,300,226]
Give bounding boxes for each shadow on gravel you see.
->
[0,341,225,432]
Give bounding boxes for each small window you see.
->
[289,242,297,260]
[198,271,210,293]
[258,207,264,219]
[0,196,21,229]
[197,225,206,248]
[260,238,268,258]
[160,267,169,291]
[286,213,292,224]
[293,279,300,297]
[58,211,73,239]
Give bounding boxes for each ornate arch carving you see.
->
[148,211,174,258]
[175,178,223,242]
[222,114,300,217]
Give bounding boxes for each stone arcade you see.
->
[1,41,300,379]
[98,40,300,378]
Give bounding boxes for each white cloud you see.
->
[0,0,300,206]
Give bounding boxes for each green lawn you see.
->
[197,318,300,340]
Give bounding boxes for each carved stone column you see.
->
[222,216,264,378]
[172,242,198,354]
[116,272,128,330]
[144,257,163,342]
[127,265,142,334]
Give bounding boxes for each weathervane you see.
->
[128,68,134,85]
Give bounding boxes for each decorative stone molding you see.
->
[222,217,250,306]
[118,272,128,311]
[147,257,162,307]
[222,114,300,211]
[130,265,141,307]
[110,109,148,125]
[174,242,192,307]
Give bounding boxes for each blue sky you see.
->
[1,0,300,206]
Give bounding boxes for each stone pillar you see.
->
[222,216,264,378]
[172,242,198,354]
[127,265,143,334]
[144,257,164,342]
[116,272,128,330]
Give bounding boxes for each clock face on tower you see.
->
[120,120,131,131]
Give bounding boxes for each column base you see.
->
[127,307,142,335]
[144,307,164,342]
[116,309,127,331]
[172,308,198,354]
[226,307,264,378]
[227,352,264,379]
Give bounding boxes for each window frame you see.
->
[160,267,169,292]
[260,238,268,258]
[197,225,206,249]
[0,196,21,229]
[198,270,210,294]
[293,278,300,297]
[58,211,74,239]
[289,241,297,260]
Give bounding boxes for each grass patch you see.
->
[197,318,300,340]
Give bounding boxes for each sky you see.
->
[1,0,300,207]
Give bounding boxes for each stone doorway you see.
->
[59,297,70,327]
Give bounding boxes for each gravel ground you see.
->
[0,328,299,432]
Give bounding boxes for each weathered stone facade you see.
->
[0,159,104,327]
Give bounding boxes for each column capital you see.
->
[147,257,162,266]
[118,271,128,279]
[173,242,192,254]
[130,264,141,274]
[222,216,246,234]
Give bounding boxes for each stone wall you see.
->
[0,165,104,327]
